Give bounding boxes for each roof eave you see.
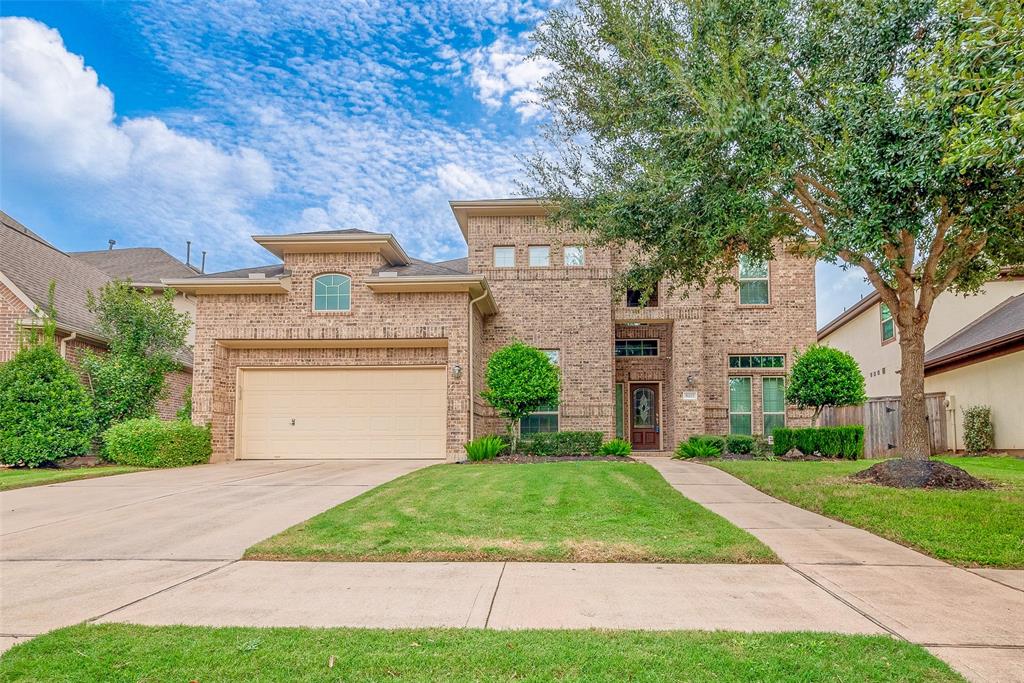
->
[161,276,292,295]
[251,234,409,266]
[817,291,882,339]
[449,198,552,241]
[364,275,498,315]
[924,331,1024,374]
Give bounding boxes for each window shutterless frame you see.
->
[493,246,515,268]
[880,303,895,342]
[762,376,786,435]
[564,246,585,266]
[521,349,560,434]
[738,255,770,305]
[312,273,352,312]
[528,245,550,267]
[728,376,753,435]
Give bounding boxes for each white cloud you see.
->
[434,162,509,198]
[0,17,274,260]
[465,34,555,121]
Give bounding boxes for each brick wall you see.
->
[157,368,193,420]
[190,250,471,461]
[0,282,29,363]
[467,215,616,439]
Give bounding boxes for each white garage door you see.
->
[237,367,446,460]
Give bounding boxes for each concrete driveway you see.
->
[0,459,432,649]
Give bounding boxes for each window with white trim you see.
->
[564,246,585,266]
[521,349,559,434]
[738,255,769,305]
[493,246,515,268]
[729,376,752,435]
[880,303,895,341]
[529,245,550,267]
[762,376,786,435]
[313,274,351,311]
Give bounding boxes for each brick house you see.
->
[167,199,816,462]
[0,211,195,419]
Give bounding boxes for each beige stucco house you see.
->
[818,276,1024,452]
[167,199,817,463]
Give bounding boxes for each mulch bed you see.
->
[462,455,635,464]
[850,458,992,490]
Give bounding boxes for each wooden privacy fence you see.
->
[819,393,947,458]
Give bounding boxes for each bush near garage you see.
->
[102,418,211,468]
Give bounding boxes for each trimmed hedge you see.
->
[772,426,864,459]
[520,431,603,456]
[726,434,756,455]
[103,419,212,468]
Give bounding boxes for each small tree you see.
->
[786,345,867,426]
[83,280,191,433]
[0,292,95,467]
[481,341,560,452]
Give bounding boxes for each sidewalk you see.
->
[4,459,1022,682]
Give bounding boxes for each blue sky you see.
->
[0,1,872,325]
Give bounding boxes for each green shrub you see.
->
[773,425,863,459]
[0,342,96,467]
[176,385,193,421]
[689,434,726,455]
[102,419,211,468]
[520,431,603,456]
[772,428,798,455]
[481,342,560,452]
[786,344,867,424]
[675,439,720,459]
[962,405,994,454]
[463,435,507,461]
[597,438,632,456]
[726,434,756,454]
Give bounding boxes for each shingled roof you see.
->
[925,294,1024,372]
[373,256,469,277]
[1,211,111,338]
[71,247,198,284]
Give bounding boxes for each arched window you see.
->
[313,274,351,311]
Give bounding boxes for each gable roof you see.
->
[1,211,112,339]
[924,294,1024,372]
[71,247,198,285]
[818,291,882,339]
[373,257,468,277]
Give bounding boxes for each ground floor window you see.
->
[729,376,752,435]
[762,376,786,435]
[521,350,560,435]
[615,383,624,439]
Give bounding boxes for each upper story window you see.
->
[615,339,659,357]
[626,283,659,308]
[313,274,351,312]
[738,255,769,305]
[529,245,550,267]
[493,246,515,268]
[564,246,585,266]
[880,303,895,342]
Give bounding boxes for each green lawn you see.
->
[0,465,144,491]
[0,624,962,682]
[246,461,776,563]
[712,456,1024,567]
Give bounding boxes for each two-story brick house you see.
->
[167,199,816,462]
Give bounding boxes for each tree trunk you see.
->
[898,330,931,460]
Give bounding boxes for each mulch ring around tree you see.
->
[462,455,636,464]
[850,458,992,490]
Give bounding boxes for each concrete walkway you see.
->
[2,458,1022,681]
[643,457,1024,683]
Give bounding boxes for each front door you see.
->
[630,383,660,450]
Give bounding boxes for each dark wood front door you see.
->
[629,383,660,450]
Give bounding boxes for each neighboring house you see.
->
[166,198,816,463]
[818,274,1024,451]
[0,211,194,419]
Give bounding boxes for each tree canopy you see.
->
[786,344,867,424]
[482,341,561,448]
[527,0,1023,457]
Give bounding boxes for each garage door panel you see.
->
[238,367,446,460]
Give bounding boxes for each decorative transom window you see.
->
[728,354,784,369]
[880,303,895,341]
[738,255,769,305]
[564,246,585,266]
[313,274,351,311]
[493,246,515,268]
[521,350,559,435]
[529,245,550,267]
[762,376,786,435]
[614,339,658,357]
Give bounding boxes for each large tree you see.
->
[527,0,1023,459]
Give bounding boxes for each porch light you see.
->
[452,364,463,379]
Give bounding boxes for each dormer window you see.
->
[313,274,351,311]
